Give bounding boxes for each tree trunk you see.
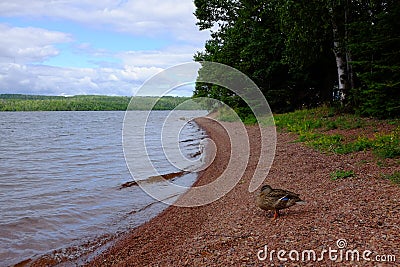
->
[333,38,347,102]
[330,2,353,104]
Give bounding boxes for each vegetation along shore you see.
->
[0,94,196,111]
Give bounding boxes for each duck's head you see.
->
[260,184,272,193]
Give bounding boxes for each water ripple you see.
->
[0,110,206,266]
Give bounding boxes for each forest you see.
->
[0,94,195,111]
[193,0,400,118]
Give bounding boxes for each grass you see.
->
[215,106,241,122]
[383,171,400,185]
[274,106,366,133]
[215,105,399,159]
[330,170,355,180]
[373,130,400,158]
[274,106,400,159]
[215,106,272,125]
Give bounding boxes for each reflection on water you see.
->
[0,110,207,266]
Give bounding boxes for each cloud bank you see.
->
[0,0,209,96]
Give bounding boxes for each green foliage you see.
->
[128,96,195,110]
[347,136,373,152]
[193,0,320,113]
[0,94,199,111]
[307,134,344,153]
[242,114,258,125]
[275,107,400,158]
[214,106,259,125]
[274,108,325,133]
[193,0,337,113]
[215,106,241,122]
[258,115,275,127]
[330,170,355,181]
[347,0,400,118]
[274,107,365,134]
[325,116,365,130]
[297,132,320,143]
[382,171,400,185]
[336,130,400,159]
[0,95,131,111]
[373,128,400,158]
[193,0,400,119]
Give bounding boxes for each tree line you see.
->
[0,94,197,111]
[193,0,400,118]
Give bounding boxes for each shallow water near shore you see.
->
[0,110,207,266]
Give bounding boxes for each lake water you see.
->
[0,110,207,266]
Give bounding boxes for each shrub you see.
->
[330,170,355,180]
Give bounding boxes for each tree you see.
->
[194,0,338,112]
[194,0,294,113]
[347,0,400,117]
[193,0,400,117]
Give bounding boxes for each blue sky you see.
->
[0,0,210,96]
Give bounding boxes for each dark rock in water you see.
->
[120,181,138,189]
[119,171,189,189]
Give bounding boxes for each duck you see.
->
[257,184,306,220]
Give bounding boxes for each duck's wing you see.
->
[267,188,299,199]
[266,189,303,210]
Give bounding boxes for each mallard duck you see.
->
[257,185,305,220]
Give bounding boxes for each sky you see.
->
[0,0,211,96]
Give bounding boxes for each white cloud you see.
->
[0,63,164,96]
[118,49,194,68]
[0,1,210,96]
[0,45,199,95]
[0,24,73,64]
[0,0,209,45]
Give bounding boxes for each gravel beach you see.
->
[30,116,399,266]
[85,116,399,266]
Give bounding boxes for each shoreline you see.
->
[30,116,399,266]
[25,116,222,267]
[85,116,241,266]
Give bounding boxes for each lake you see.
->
[0,110,207,266]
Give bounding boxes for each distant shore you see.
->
[0,94,196,111]
[29,115,400,266]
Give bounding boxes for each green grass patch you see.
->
[297,132,321,142]
[324,116,365,130]
[330,170,355,180]
[215,106,267,125]
[274,108,325,134]
[306,134,344,152]
[382,171,400,185]
[215,106,241,122]
[274,107,399,159]
[373,128,400,158]
[259,115,275,127]
[274,106,367,133]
